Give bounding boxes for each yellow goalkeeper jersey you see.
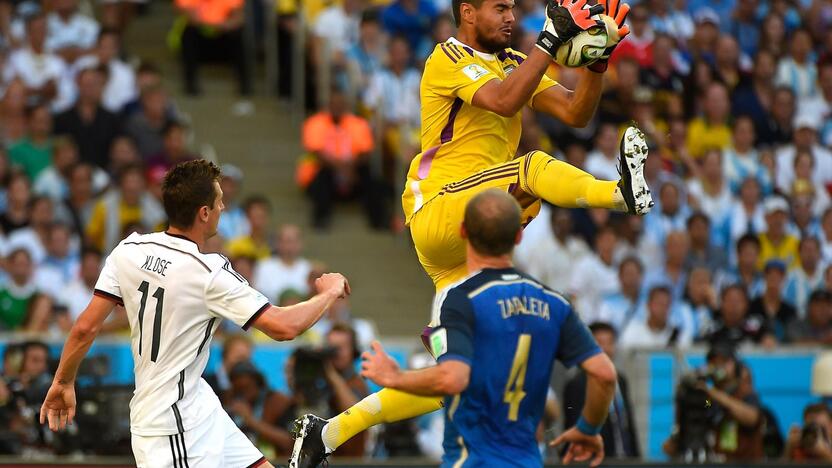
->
[401,37,558,222]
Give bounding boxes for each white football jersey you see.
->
[93,231,271,437]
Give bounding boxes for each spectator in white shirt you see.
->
[56,246,127,332]
[687,149,734,229]
[313,0,363,66]
[73,28,137,113]
[800,61,832,147]
[620,286,692,350]
[253,224,312,304]
[6,196,53,265]
[515,205,589,293]
[33,223,79,301]
[726,177,766,259]
[46,0,99,64]
[216,164,250,241]
[644,181,690,247]
[585,123,620,181]
[4,13,72,111]
[722,116,769,195]
[568,226,620,321]
[775,29,817,100]
[643,230,690,301]
[33,135,109,202]
[775,112,832,194]
[598,256,646,332]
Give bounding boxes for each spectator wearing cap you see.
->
[225,361,294,456]
[686,1,734,21]
[786,290,832,345]
[775,112,832,194]
[8,103,53,181]
[684,212,728,274]
[748,260,797,342]
[46,0,99,64]
[176,0,251,96]
[216,164,250,241]
[708,284,776,348]
[775,29,817,100]
[723,0,759,57]
[72,28,137,114]
[610,3,653,67]
[381,0,438,52]
[758,196,800,270]
[620,286,692,350]
[253,224,312,304]
[0,249,52,332]
[686,82,732,159]
[53,65,123,170]
[784,236,826,318]
[226,195,272,260]
[3,13,72,112]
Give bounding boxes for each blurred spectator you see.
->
[648,0,693,45]
[613,215,662,268]
[8,103,52,181]
[55,247,128,333]
[46,0,99,64]
[775,29,817,99]
[644,182,689,246]
[748,260,797,342]
[722,116,769,195]
[73,28,137,113]
[205,334,253,395]
[381,0,437,52]
[0,174,31,235]
[225,361,293,456]
[226,195,272,260]
[732,51,778,144]
[54,162,98,240]
[789,189,824,238]
[564,322,640,458]
[516,206,589,295]
[718,234,765,298]
[0,249,51,332]
[0,80,28,143]
[34,136,109,201]
[786,289,832,345]
[620,286,691,349]
[308,295,377,350]
[713,35,748,93]
[598,57,639,124]
[784,236,826,318]
[776,113,832,194]
[416,14,452,65]
[757,14,786,59]
[107,135,142,175]
[612,4,653,67]
[644,230,690,301]
[598,256,645,335]
[216,164,249,241]
[686,82,732,159]
[12,341,51,406]
[364,35,420,193]
[765,86,796,146]
[708,284,776,348]
[146,121,197,174]
[53,65,122,170]
[312,0,363,69]
[686,150,733,228]
[641,35,684,108]
[724,0,758,57]
[6,195,52,265]
[684,212,728,274]
[786,402,832,462]
[302,89,386,230]
[684,10,720,67]
[176,0,251,96]
[323,323,370,456]
[679,266,717,341]
[584,123,620,181]
[726,178,766,255]
[3,14,71,111]
[123,84,176,158]
[345,10,385,99]
[34,223,79,300]
[802,61,832,147]
[253,224,312,304]
[568,226,618,321]
[86,163,165,253]
[758,196,800,270]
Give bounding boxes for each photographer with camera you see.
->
[786,403,832,462]
[665,345,765,462]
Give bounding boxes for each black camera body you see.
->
[801,422,829,452]
[675,369,718,463]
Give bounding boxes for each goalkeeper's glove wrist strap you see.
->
[587,59,609,73]
[535,31,563,57]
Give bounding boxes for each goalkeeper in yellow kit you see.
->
[291,0,647,465]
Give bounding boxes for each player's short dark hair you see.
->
[463,189,521,257]
[162,160,221,229]
[451,0,484,26]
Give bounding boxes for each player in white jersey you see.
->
[40,160,350,468]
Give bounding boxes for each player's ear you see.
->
[460,2,475,24]
[198,205,210,222]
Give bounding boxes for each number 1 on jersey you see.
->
[137,281,165,362]
[504,334,531,421]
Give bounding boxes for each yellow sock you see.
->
[322,388,444,450]
[519,151,625,211]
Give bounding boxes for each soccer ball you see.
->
[554,15,614,68]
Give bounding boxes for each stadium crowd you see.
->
[0,0,829,463]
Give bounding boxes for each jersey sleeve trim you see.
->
[437,353,472,366]
[562,347,602,368]
[93,288,123,305]
[242,302,272,330]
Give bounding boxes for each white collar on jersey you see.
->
[447,36,497,61]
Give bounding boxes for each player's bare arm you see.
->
[551,352,617,467]
[41,295,116,431]
[360,341,471,396]
[252,272,350,341]
[531,69,604,128]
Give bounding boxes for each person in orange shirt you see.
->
[302,88,388,230]
[176,0,251,96]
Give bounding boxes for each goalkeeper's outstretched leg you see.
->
[288,126,653,468]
